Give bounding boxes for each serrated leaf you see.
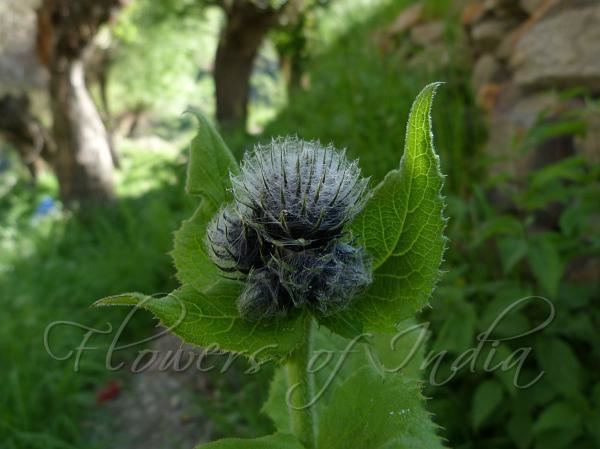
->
[321,82,446,334]
[264,321,431,436]
[94,283,308,361]
[197,433,303,449]
[171,201,223,292]
[186,113,238,209]
[471,379,504,430]
[172,115,240,292]
[316,365,444,449]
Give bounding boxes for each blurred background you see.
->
[0,0,598,448]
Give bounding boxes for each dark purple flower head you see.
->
[206,137,372,321]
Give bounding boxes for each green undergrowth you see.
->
[232,0,484,195]
[0,141,193,449]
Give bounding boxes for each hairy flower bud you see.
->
[272,241,372,315]
[206,137,372,321]
[230,137,370,247]
[237,267,290,321]
[206,205,262,275]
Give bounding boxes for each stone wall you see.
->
[462,0,600,177]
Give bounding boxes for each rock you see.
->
[520,0,545,15]
[484,89,562,178]
[462,2,486,26]
[575,111,600,165]
[496,29,521,62]
[470,19,515,52]
[484,0,527,17]
[410,21,445,47]
[484,0,517,10]
[477,83,503,112]
[511,5,600,92]
[387,3,424,37]
[408,44,450,70]
[472,54,503,92]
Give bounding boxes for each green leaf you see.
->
[585,410,600,446]
[262,367,290,433]
[527,235,563,298]
[171,201,223,292]
[197,433,304,449]
[478,286,532,339]
[185,113,238,209]
[94,283,308,361]
[172,114,240,292]
[533,401,582,435]
[560,197,597,236]
[534,429,581,449]
[471,379,504,430]
[472,215,524,248]
[316,365,444,449]
[507,403,533,449]
[497,236,528,274]
[321,82,446,334]
[432,297,476,354]
[535,337,582,398]
[263,321,429,435]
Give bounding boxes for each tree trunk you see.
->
[49,57,115,204]
[37,0,124,206]
[214,1,280,130]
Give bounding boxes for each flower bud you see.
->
[206,205,262,275]
[230,137,370,247]
[206,137,372,321]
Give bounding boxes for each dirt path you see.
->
[84,334,215,449]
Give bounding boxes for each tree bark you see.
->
[37,0,124,206]
[49,58,115,204]
[214,1,281,130]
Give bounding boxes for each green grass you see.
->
[0,142,193,448]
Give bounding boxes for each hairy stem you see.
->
[285,316,316,448]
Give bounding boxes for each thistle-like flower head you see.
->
[207,137,372,321]
[231,137,369,246]
[205,204,262,275]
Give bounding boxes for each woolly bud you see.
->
[230,137,370,247]
[237,268,290,321]
[273,241,372,315]
[206,137,372,321]
[206,205,262,275]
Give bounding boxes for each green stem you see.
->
[285,317,316,449]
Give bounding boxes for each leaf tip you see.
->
[92,292,147,308]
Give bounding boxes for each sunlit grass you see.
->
[0,140,193,448]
